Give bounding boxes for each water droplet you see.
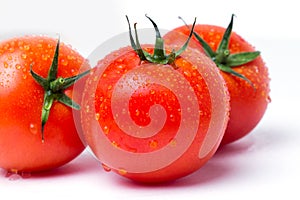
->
[107,85,113,90]
[132,75,138,81]
[135,109,140,116]
[20,171,31,178]
[192,65,197,70]
[116,58,123,63]
[118,168,127,175]
[111,141,119,148]
[101,163,111,172]
[7,173,22,181]
[47,43,53,49]
[113,52,120,57]
[85,105,90,113]
[184,70,191,77]
[3,61,8,68]
[23,45,30,51]
[29,123,38,135]
[15,64,21,70]
[169,139,177,147]
[41,54,48,61]
[5,169,20,181]
[37,43,43,48]
[61,59,68,66]
[103,126,110,134]
[67,55,75,60]
[5,169,31,180]
[9,168,18,173]
[267,95,272,103]
[150,89,155,95]
[169,114,176,122]
[8,47,15,53]
[116,65,124,70]
[95,113,100,121]
[21,54,27,59]
[149,140,158,149]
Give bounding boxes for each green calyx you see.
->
[30,39,90,142]
[126,14,196,67]
[183,14,260,87]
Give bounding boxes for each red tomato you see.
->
[80,16,230,183]
[0,35,90,173]
[164,15,270,145]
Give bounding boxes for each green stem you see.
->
[30,39,90,141]
[41,92,54,141]
[214,49,230,64]
[181,14,260,88]
[50,77,65,92]
[127,15,196,66]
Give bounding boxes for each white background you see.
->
[1,0,299,199]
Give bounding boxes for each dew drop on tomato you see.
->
[118,168,127,175]
[15,64,21,70]
[29,123,38,135]
[5,170,31,180]
[7,173,22,181]
[101,163,111,172]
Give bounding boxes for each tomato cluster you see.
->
[0,14,270,183]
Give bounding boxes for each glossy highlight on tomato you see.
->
[0,35,90,173]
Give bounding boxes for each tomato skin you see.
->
[164,25,270,145]
[81,44,230,183]
[0,36,89,172]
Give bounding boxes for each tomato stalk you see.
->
[179,14,259,88]
[30,39,90,142]
[126,15,196,67]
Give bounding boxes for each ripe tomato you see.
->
[164,15,270,145]
[0,35,90,173]
[80,16,230,183]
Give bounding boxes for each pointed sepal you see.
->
[227,51,260,67]
[61,70,91,90]
[215,14,235,61]
[30,38,90,141]
[41,91,54,141]
[126,15,196,66]
[48,38,60,81]
[182,14,259,87]
[30,64,48,89]
[57,93,80,110]
[218,63,254,88]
